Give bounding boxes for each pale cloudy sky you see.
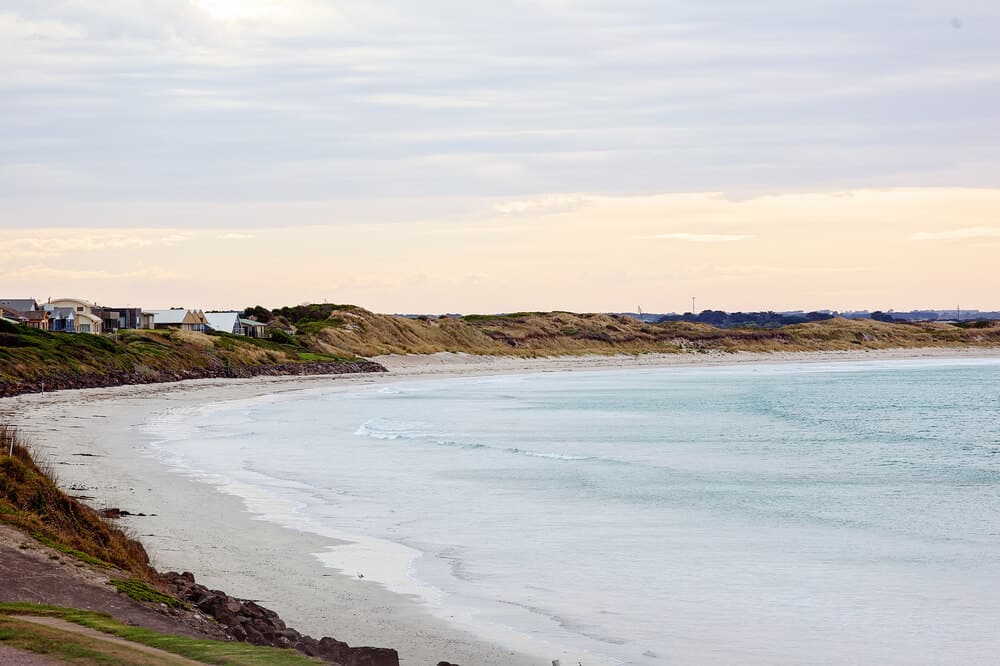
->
[2,1,998,312]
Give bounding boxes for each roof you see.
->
[48,297,95,308]
[239,318,267,328]
[0,306,26,321]
[205,312,240,332]
[0,299,38,313]
[144,309,190,324]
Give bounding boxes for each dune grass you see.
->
[279,307,1000,359]
[0,425,154,579]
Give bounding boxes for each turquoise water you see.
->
[147,358,1000,664]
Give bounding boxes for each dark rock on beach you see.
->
[162,571,400,666]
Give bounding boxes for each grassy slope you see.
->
[0,321,361,394]
[0,604,317,665]
[279,307,1000,358]
[0,431,318,664]
[0,426,154,578]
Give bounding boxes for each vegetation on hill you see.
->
[657,309,835,327]
[0,320,381,396]
[245,305,1000,358]
[2,306,998,396]
[0,425,155,579]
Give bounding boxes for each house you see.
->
[0,299,39,314]
[239,318,268,338]
[23,310,51,331]
[0,306,26,325]
[205,312,242,335]
[46,306,79,333]
[144,309,209,332]
[44,298,103,334]
[92,307,145,333]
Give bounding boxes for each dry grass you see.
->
[295,310,1000,358]
[0,425,154,579]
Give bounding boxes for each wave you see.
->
[353,417,434,440]
[354,418,606,463]
[510,448,594,461]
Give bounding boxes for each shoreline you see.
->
[370,345,1000,377]
[2,346,1000,665]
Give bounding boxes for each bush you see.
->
[269,329,297,345]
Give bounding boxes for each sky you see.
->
[2,1,998,313]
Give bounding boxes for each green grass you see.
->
[296,320,345,335]
[0,603,319,665]
[0,616,141,665]
[295,352,346,362]
[109,579,188,610]
[31,531,114,569]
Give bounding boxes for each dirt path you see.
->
[15,615,204,664]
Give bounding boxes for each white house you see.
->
[45,298,103,334]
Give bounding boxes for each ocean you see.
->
[142,358,1000,665]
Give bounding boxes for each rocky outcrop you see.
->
[162,571,399,666]
[0,360,386,398]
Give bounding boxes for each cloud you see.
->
[3,2,1000,204]
[218,232,256,240]
[0,230,199,258]
[908,228,1000,241]
[635,233,755,242]
[6,265,179,281]
[493,194,594,216]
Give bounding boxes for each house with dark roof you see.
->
[93,307,145,333]
[23,309,51,330]
[0,299,39,314]
[0,306,26,325]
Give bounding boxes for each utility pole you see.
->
[691,296,696,314]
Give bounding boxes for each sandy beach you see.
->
[2,346,999,665]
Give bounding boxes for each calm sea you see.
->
[144,358,1000,665]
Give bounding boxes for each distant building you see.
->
[23,309,51,331]
[144,308,209,332]
[239,318,268,338]
[0,306,26,325]
[44,298,103,334]
[205,311,242,335]
[0,299,39,314]
[92,307,146,333]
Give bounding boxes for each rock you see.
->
[161,570,399,665]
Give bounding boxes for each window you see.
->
[79,324,90,333]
